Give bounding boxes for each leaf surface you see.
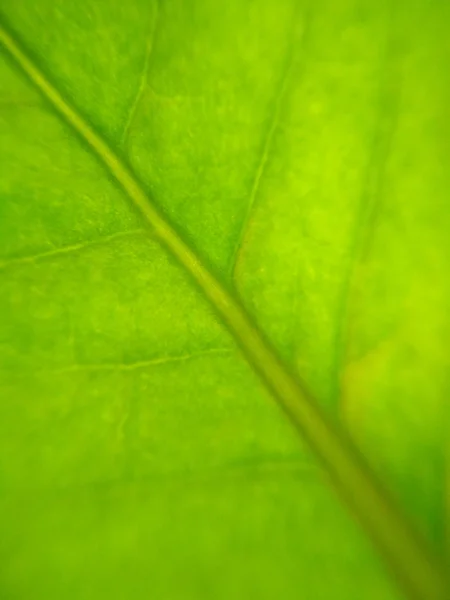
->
[0,1,449,599]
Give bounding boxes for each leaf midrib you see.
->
[0,15,447,600]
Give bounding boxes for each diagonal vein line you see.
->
[0,15,447,600]
[229,22,298,279]
[120,0,159,149]
[0,228,144,271]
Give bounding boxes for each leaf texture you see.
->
[0,1,449,599]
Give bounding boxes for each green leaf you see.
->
[0,1,448,599]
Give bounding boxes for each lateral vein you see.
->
[0,348,233,377]
[229,12,299,280]
[0,228,144,271]
[120,0,159,148]
[334,22,400,418]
